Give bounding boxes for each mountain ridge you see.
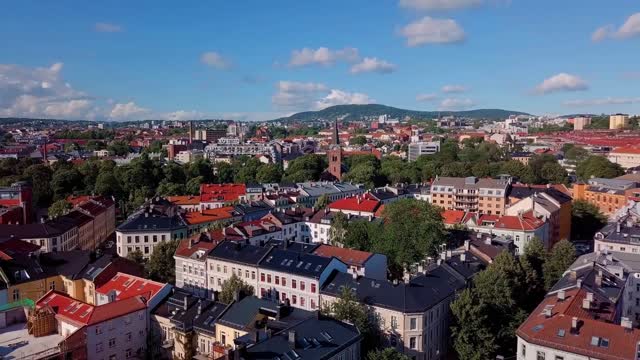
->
[271,104,532,123]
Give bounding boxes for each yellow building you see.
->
[610,113,629,129]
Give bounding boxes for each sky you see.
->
[1,0,639,121]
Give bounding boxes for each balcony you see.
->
[161,338,174,349]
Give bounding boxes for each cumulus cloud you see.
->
[399,0,482,10]
[441,84,468,93]
[400,17,465,46]
[563,97,640,107]
[109,102,150,120]
[534,73,589,95]
[438,98,475,110]
[592,13,640,42]
[350,57,396,74]
[416,93,439,102]
[94,22,124,33]
[200,51,231,69]
[271,81,373,111]
[288,47,359,67]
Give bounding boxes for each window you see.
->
[144,246,149,254]
[153,235,157,243]
[292,279,297,289]
[267,274,272,283]
[282,277,286,286]
[126,348,133,358]
[252,271,256,280]
[49,282,55,290]
[311,299,316,309]
[300,297,305,307]
[135,236,139,243]
[275,276,280,285]
[108,338,116,348]
[409,337,416,349]
[144,235,148,242]
[281,292,287,301]
[300,281,305,291]
[391,316,397,329]
[127,236,132,243]
[245,270,249,279]
[536,351,545,360]
[554,356,564,360]
[521,344,526,357]
[96,326,103,335]
[261,273,265,282]
[126,332,132,342]
[410,318,417,330]
[12,289,19,301]
[311,283,316,293]
[223,266,227,274]
[96,342,103,353]
[292,295,297,304]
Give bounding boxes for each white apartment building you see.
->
[174,237,218,298]
[116,212,188,259]
[205,241,269,299]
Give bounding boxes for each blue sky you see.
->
[1,0,639,121]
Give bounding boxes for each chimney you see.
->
[616,222,621,233]
[464,240,470,251]
[403,272,411,284]
[571,317,579,331]
[351,271,358,280]
[288,330,296,347]
[440,251,447,260]
[183,296,189,311]
[557,290,566,301]
[577,279,582,288]
[621,317,633,330]
[543,307,552,318]
[595,271,603,287]
[582,298,591,310]
[586,292,594,302]
[197,300,202,315]
[460,253,467,262]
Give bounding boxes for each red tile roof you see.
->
[95,272,164,301]
[66,195,92,207]
[442,210,468,225]
[611,146,640,154]
[200,184,246,203]
[329,193,381,214]
[167,195,200,206]
[175,237,219,258]
[312,244,372,266]
[182,206,236,225]
[517,288,640,360]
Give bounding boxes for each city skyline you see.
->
[1,0,639,121]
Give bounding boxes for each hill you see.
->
[271,104,531,123]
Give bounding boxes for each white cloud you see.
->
[314,89,374,110]
[200,51,231,69]
[400,17,465,46]
[592,13,640,42]
[350,57,396,74]
[399,0,482,11]
[288,47,359,67]
[441,84,468,93]
[534,73,589,94]
[438,98,475,110]
[94,22,124,33]
[109,102,150,120]
[271,81,373,111]
[416,93,439,102]
[563,97,640,107]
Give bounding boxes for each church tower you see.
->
[327,118,342,180]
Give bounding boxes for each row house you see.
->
[312,244,387,280]
[167,195,201,212]
[74,196,117,250]
[594,216,640,254]
[182,206,240,236]
[94,272,171,313]
[0,215,80,252]
[516,260,640,360]
[206,241,271,297]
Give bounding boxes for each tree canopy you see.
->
[219,273,255,304]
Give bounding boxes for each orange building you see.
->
[572,180,640,215]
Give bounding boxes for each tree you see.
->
[351,135,367,146]
[343,163,378,188]
[23,164,53,206]
[314,194,330,210]
[256,164,284,183]
[327,287,378,353]
[50,168,82,200]
[94,171,123,198]
[219,273,255,304]
[328,212,348,246]
[366,348,410,360]
[127,249,144,264]
[48,199,71,219]
[519,237,548,310]
[107,140,131,156]
[571,200,607,241]
[543,240,576,289]
[284,154,327,182]
[185,176,204,195]
[146,240,180,283]
[576,155,624,180]
[450,288,497,360]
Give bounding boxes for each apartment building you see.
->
[608,146,640,169]
[32,290,150,360]
[295,182,365,208]
[321,263,468,360]
[174,236,219,298]
[182,206,240,236]
[407,141,440,162]
[573,177,640,216]
[593,217,640,254]
[199,184,247,210]
[0,218,79,252]
[75,196,116,249]
[95,272,171,312]
[258,248,347,311]
[609,113,630,129]
[328,193,382,217]
[516,261,639,360]
[0,181,32,224]
[305,209,378,244]
[205,241,270,298]
[430,176,511,215]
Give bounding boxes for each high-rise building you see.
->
[609,113,629,129]
[573,116,591,130]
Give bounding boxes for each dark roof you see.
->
[208,240,272,266]
[259,249,335,279]
[321,267,466,313]
[234,201,272,215]
[263,240,319,254]
[443,251,486,281]
[0,223,68,240]
[152,289,229,333]
[218,296,279,330]
[117,213,186,232]
[60,210,93,227]
[243,316,361,360]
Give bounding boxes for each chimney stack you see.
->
[288,330,296,347]
[571,317,579,331]
[621,317,633,330]
[557,290,566,301]
[586,292,594,302]
[183,296,188,311]
[582,298,591,310]
[464,240,470,251]
[543,307,552,318]
[460,253,467,262]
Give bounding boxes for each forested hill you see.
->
[271,104,531,122]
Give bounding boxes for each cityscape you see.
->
[1,1,640,360]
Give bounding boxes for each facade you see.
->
[295,182,365,208]
[609,113,630,129]
[0,220,79,253]
[205,241,270,298]
[174,236,219,298]
[408,141,440,162]
[430,176,511,215]
[573,178,640,216]
[572,116,591,130]
[608,146,640,169]
[0,181,32,224]
[312,244,387,280]
[328,193,382,217]
[200,183,246,210]
[75,196,117,250]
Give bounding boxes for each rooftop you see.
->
[95,272,165,301]
[260,249,335,279]
[0,324,63,360]
[208,240,272,266]
[312,244,373,267]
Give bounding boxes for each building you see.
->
[240,315,361,360]
[430,176,511,215]
[312,244,387,280]
[306,210,379,245]
[174,236,219,298]
[0,181,32,224]
[516,260,639,360]
[257,248,347,311]
[295,182,365,208]
[593,216,640,254]
[608,146,640,169]
[510,152,534,166]
[572,177,640,216]
[206,241,271,298]
[609,113,630,129]
[573,116,591,130]
[94,272,170,310]
[200,183,247,210]
[74,196,117,250]
[327,193,382,217]
[194,128,227,143]
[0,219,79,253]
[408,141,441,162]
[321,261,471,360]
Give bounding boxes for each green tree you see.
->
[48,199,71,219]
[328,212,348,246]
[450,288,497,360]
[571,200,607,241]
[107,140,131,156]
[219,273,255,304]
[187,158,215,183]
[23,164,53,206]
[366,348,410,360]
[343,163,378,188]
[127,249,144,264]
[256,164,284,183]
[94,171,123,198]
[327,287,378,353]
[314,194,330,210]
[185,176,204,195]
[351,135,368,146]
[519,237,548,309]
[543,240,576,289]
[576,155,624,180]
[51,167,83,200]
[146,239,180,283]
[284,154,327,182]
